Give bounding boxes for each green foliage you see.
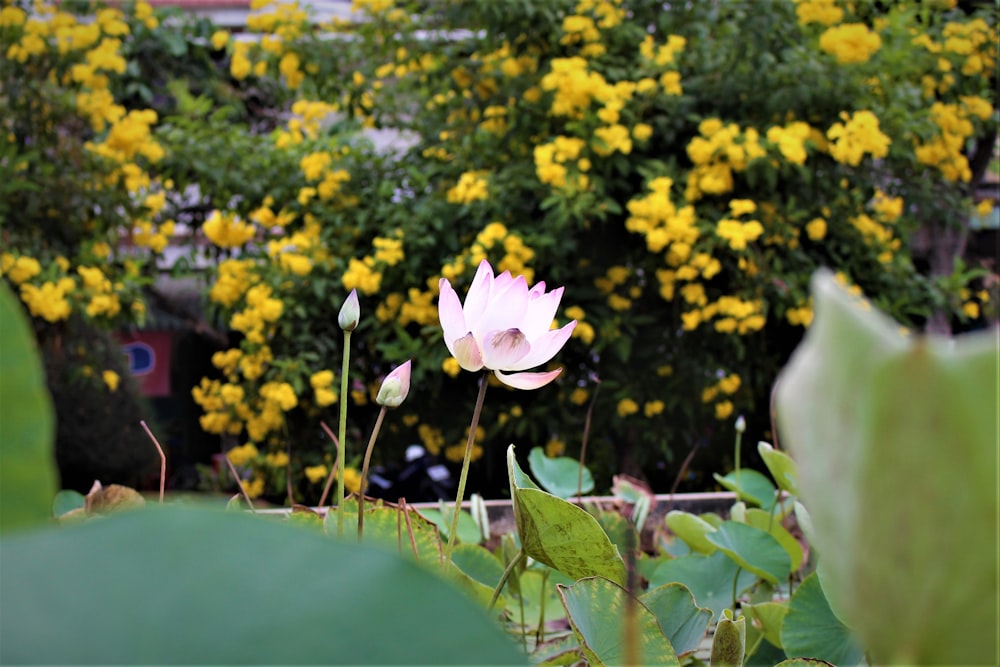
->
[558,576,680,667]
[508,445,626,584]
[527,446,594,498]
[0,506,525,665]
[776,270,999,665]
[0,283,56,532]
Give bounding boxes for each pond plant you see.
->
[2,266,997,665]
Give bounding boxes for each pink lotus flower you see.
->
[438,260,577,390]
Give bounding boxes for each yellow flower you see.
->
[805,217,827,241]
[644,400,664,417]
[569,387,590,405]
[211,30,229,50]
[265,451,289,468]
[102,370,120,392]
[305,465,328,484]
[442,357,461,377]
[310,370,334,388]
[617,398,639,418]
[962,302,980,319]
[715,401,734,420]
[4,256,41,284]
[545,439,566,457]
[244,476,265,499]
[227,443,260,467]
[819,23,882,65]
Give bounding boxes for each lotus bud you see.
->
[376,360,411,408]
[338,289,360,331]
[735,415,746,433]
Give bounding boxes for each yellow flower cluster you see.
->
[441,221,536,286]
[826,110,891,166]
[78,265,121,318]
[444,425,486,463]
[819,23,882,64]
[682,295,766,335]
[231,284,284,344]
[446,170,490,204]
[275,99,339,147]
[534,136,589,191]
[626,176,699,265]
[227,442,260,467]
[540,57,615,118]
[203,211,256,248]
[765,121,813,166]
[685,119,767,201]
[342,257,382,295]
[617,398,639,418]
[915,98,992,182]
[716,216,765,252]
[210,259,256,307]
[310,369,338,407]
[20,279,75,323]
[794,0,843,26]
[563,305,595,345]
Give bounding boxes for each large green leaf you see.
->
[527,446,594,498]
[558,577,679,667]
[649,552,757,622]
[451,542,504,588]
[744,508,803,572]
[776,271,999,664]
[665,510,719,555]
[743,601,789,648]
[419,503,483,545]
[757,442,800,496]
[713,469,777,508]
[640,583,712,657]
[781,572,863,666]
[705,521,791,585]
[596,510,639,557]
[0,506,525,665]
[506,569,566,629]
[359,505,442,565]
[508,446,626,585]
[0,282,56,532]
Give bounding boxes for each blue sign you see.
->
[122,341,156,376]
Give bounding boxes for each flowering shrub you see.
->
[2,0,997,498]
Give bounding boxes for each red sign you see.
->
[117,331,172,397]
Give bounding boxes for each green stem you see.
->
[535,568,550,648]
[336,330,352,538]
[488,548,524,611]
[443,372,488,566]
[358,406,387,542]
[732,566,742,616]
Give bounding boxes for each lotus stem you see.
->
[337,329,352,538]
[444,371,488,565]
[488,548,524,611]
[317,422,340,508]
[358,405,387,542]
[577,378,601,503]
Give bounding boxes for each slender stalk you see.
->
[357,406,387,542]
[535,568,550,647]
[488,548,524,611]
[401,500,420,559]
[317,421,341,508]
[665,444,699,514]
[443,372,488,565]
[139,420,166,503]
[577,379,601,503]
[623,525,639,667]
[337,330,352,538]
[224,455,254,511]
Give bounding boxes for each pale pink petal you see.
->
[507,320,576,371]
[438,278,468,358]
[481,328,531,370]
[453,332,484,371]
[472,274,529,342]
[528,281,547,298]
[495,367,563,390]
[462,260,494,328]
[521,286,564,340]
